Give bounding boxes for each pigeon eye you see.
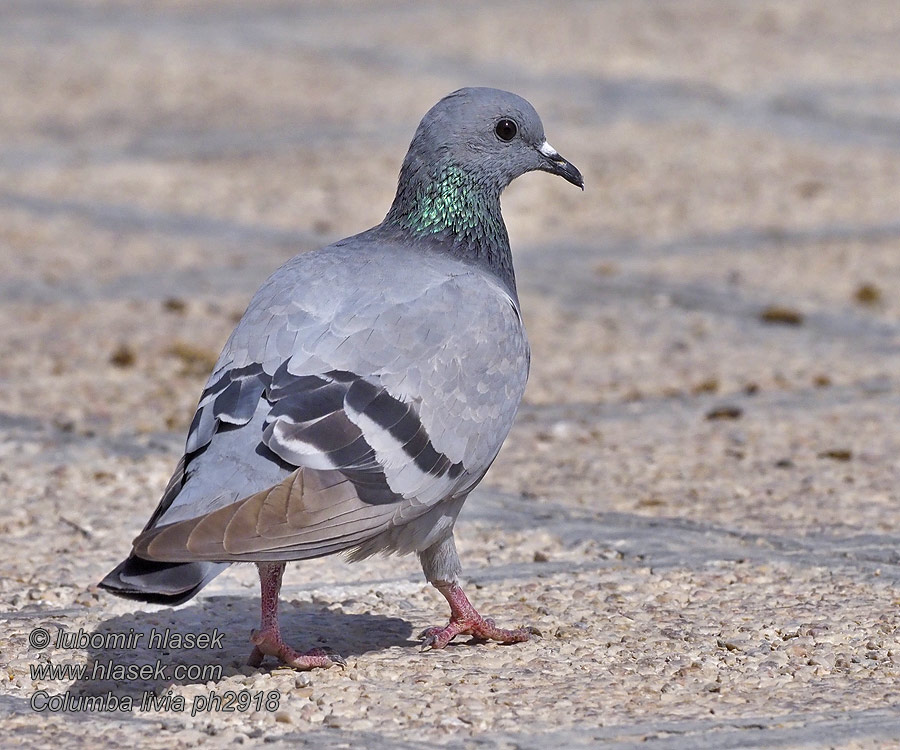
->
[494,118,518,141]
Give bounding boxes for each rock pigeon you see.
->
[100,87,583,670]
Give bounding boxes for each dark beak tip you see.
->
[561,164,585,191]
[541,150,584,191]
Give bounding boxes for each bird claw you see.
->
[418,617,534,650]
[313,646,347,669]
[248,629,345,671]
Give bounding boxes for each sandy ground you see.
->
[2,1,900,747]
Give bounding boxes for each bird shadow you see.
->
[65,596,414,699]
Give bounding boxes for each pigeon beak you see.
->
[537,140,584,190]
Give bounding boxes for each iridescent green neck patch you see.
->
[392,164,506,245]
[404,165,481,233]
[383,159,515,293]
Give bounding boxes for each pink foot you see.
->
[248,626,344,670]
[420,582,538,650]
[419,617,534,650]
[249,562,345,671]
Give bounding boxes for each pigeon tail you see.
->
[98,555,229,606]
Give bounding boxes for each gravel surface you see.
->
[2,1,900,747]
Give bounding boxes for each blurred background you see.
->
[3,0,900,745]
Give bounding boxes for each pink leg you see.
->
[247,562,345,670]
[419,581,537,650]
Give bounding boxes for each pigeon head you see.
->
[383,87,582,289]
[402,87,583,192]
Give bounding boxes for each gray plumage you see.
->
[100,87,582,614]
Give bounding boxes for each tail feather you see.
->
[98,555,229,606]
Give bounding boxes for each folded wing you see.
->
[132,250,529,564]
